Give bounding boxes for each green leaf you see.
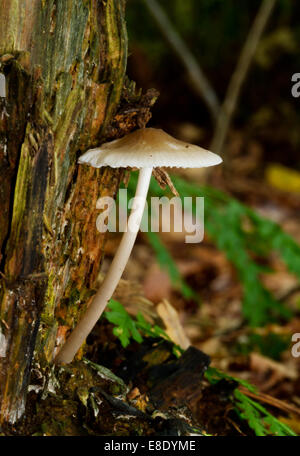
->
[206,368,297,436]
[205,367,257,393]
[105,300,143,347]
[234,390,297,436]
[104,300,183,356]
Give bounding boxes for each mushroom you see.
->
[54,128,222,364]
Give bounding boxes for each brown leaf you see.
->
[152,167,179,196]
[157,299,190,349]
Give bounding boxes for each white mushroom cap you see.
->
[78,128,222,169]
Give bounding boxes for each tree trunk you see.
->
[0,0,127,424]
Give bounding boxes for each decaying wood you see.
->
[0,0,128,424]
[149,346,210,410]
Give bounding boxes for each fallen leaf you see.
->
[157,299,190,349]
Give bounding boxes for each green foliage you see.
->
[247,209,300,278]
[103,301,296,436]
[205,367,296,436]
[105,299,143,347]
[105,299,182,355]
[135,311,171,341]
[127,173,300,327]
[234,389,296,436]
[171,176,300,326]
[205,366,257,393]
[135,311,183,358]
[237,332,290,360]
[202,197,291,326]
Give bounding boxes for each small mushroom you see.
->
[54,128,222,364]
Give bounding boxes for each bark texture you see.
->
[0,0,127,424]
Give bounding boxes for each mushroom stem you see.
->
[54,167,153,364]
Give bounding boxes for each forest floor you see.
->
[4,128,300,437]
[99,128,300,435]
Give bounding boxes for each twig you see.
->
[239,386,300,417]
[210,0,276,157]
[143,0,220,122]
[153,167,179,196]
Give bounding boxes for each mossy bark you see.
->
[0,0,127,424]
